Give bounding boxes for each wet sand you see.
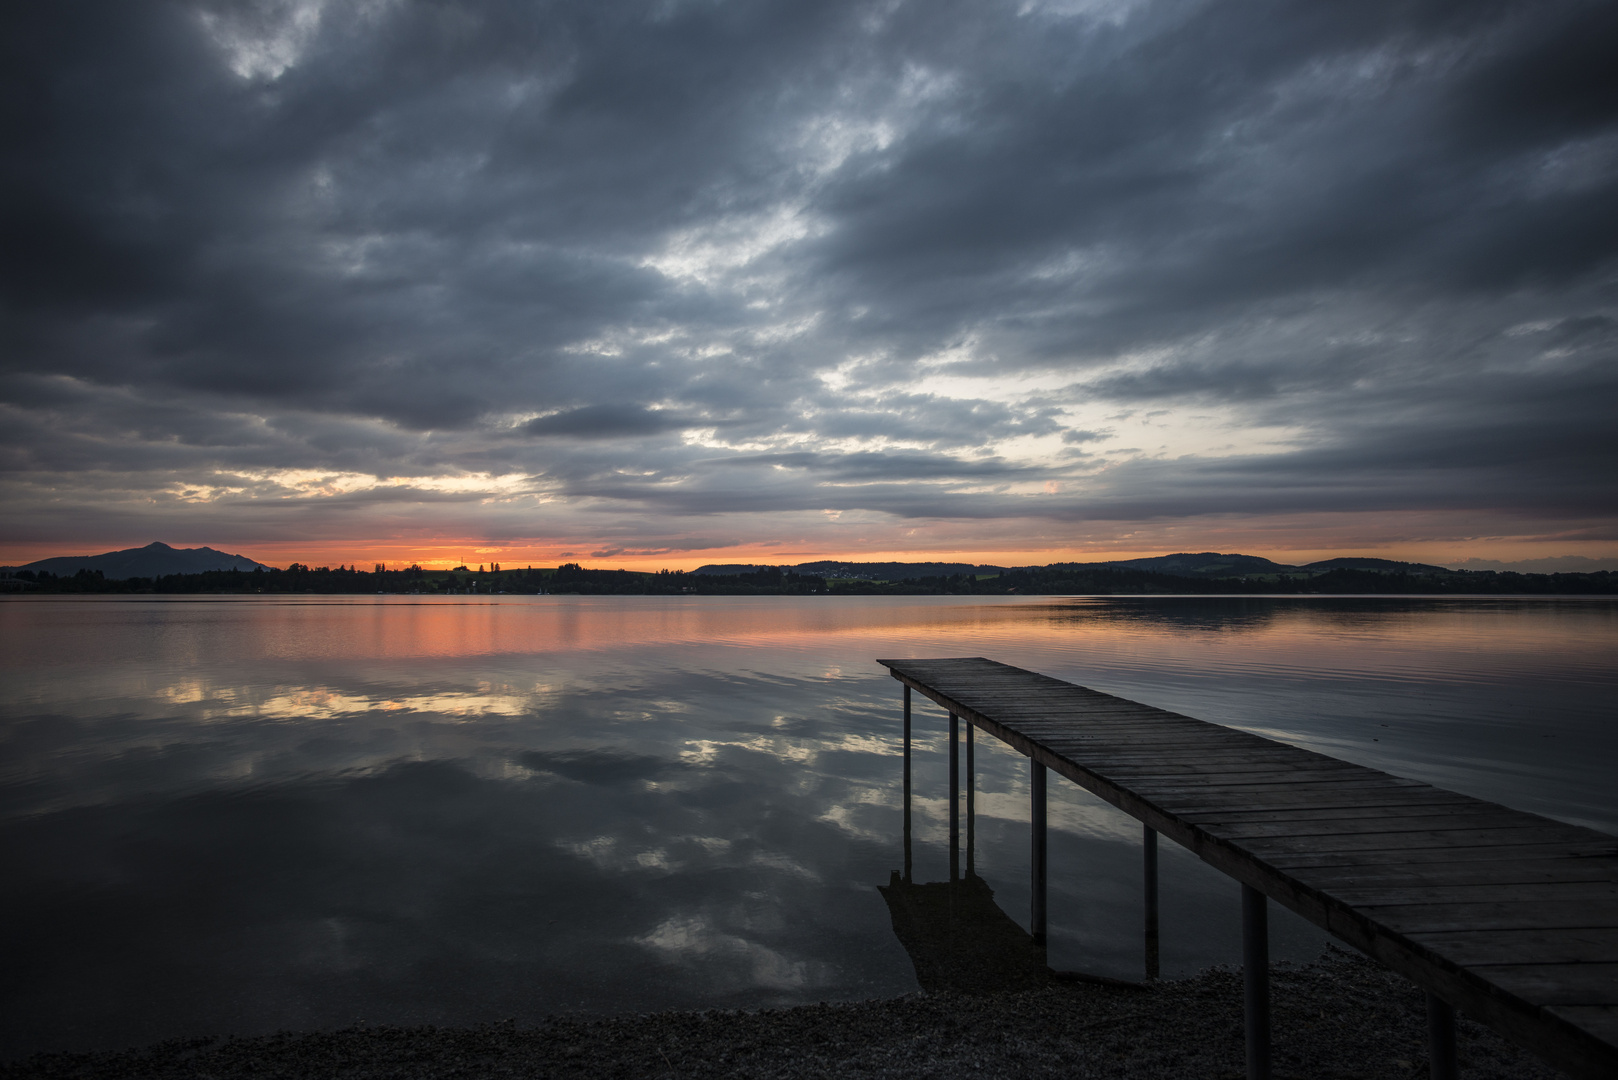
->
[2,949,1562,1080]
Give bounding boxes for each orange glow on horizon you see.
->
[5,534,1617,573]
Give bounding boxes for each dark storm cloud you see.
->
[522,405,699,438]
[808,1,1618,353]
[718,450,1033,483]
[3,0,1616,554]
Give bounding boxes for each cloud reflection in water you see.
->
[1,594,1614,1058]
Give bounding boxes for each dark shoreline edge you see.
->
[2,951,1562,1079]
[7,559,1615,596]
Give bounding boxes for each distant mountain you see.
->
[660,550,1618,586]
[693,561,1005,580]
[1299,557,1451,574]
[16,542,272,580]
[793,561,1006,581]
[1099,552,1297,577]
[1447,555,1618,573]
[691,552,1487,583]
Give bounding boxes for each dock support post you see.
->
[1144,825,1160,980]
[949,712,960,883]
[966,723,976,879]
[1242,884,1271,1080]
[1426,992,1457,1080]
[1031,761,1047,944]
[902,686,912,883]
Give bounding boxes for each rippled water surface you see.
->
[2,594,1614,1057]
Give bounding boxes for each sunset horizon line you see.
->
[8,538,1618,576]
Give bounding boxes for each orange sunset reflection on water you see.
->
[12,594,1605,685]
[4,594,1611,717]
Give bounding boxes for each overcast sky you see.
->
[5,0,1616,569]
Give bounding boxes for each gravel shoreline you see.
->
[2,950,1563,1080]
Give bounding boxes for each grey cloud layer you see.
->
[4,0,1616,552]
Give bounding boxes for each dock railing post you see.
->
[902,685,912,884]
[1144,825,1160,980]
[949,712,960,883]
[1242,883,1271,1080]
[1427,992,1457,1080]
[1031,760,1047,945]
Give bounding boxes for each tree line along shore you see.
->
[5,561,1614,596]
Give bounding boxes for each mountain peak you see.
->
[18,543,270,580]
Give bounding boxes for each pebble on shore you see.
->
[1,948,1564,1080]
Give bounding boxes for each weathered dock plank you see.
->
[879,656,1618,1080]
[1407,929,1618,966]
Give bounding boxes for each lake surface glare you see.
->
[2,594,1614,1058]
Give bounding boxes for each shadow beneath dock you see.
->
[879,872,1052,994]
[879,872,1142,994]
[888,692,1145,995]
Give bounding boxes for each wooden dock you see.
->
[879,656,1618,1080]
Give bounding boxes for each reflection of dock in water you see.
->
[886,708,1144,995]
[879,873,1057,994]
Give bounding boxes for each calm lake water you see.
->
[2,594,1615,1057]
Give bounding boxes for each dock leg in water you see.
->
[1031,761,1047,946]
[949,712,960,883]
[966,723,975,879]
[1427,992,1457,1080]
[1144,825,1160,980]
[1243,884,1271,1080]
[902,686,912,884]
